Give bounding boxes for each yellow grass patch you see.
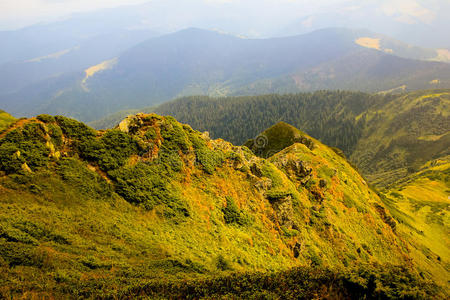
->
[26,48,73,63]
[430,79,440,85]
[400,178,448,203]
[418,132,449,141]
[431,49,450,62]
[355,37,381,50]
[82,58,118,91]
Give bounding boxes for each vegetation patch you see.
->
[222,196,250,226]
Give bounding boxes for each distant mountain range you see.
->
[0,30,158,94]
[1,27,450,122]
[277,1,450,49]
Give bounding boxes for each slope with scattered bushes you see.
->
[0,114,444,298]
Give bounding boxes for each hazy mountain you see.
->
[2,28,450,123]
[0,0,261,65]
[279,1,450,49]
[0,113,446,298]
[0,29,158,94]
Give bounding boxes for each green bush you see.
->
[222,196,249,226]
[109,163,188,216]
[55,116,96,140]
[57,158,112,199]
[99,130,138,170]
[196,148,224,174]
[0,224,37,245]
[0,239,41,267]
[78,129,139,171]
[36,114,55,123]
[144,127,157,140]
[47,124,63,147]
[19,141,50,170]
[8,220,69,245]
[160,116,191,152]
[188,131,207,150]
[22,122,47,142]
[81,256,112,270]
[122,263,439,299]
[0,124,50,171]
[157,148,184,172]
[0,143,24,173]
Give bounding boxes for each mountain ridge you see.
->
[0,112,446,297]
[94,89,449,188]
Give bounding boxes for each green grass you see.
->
[0,113,447,298]
[0,110,16,132]
[381,157,450,288]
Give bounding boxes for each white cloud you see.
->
[381,0,436,24]
[0,0,444,30]
[0,0,150,28]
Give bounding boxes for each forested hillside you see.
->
[94,91,386,154]
[140,90,449,187]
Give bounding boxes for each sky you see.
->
[0,0,150,29]
[0,0,445,30]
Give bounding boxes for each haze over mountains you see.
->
[2,0,450,47]
[1,0,450,122]
[2,27,450,122]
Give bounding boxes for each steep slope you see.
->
[0,110,16,131]
[381,156,450,288]
[351,90,450,186]
[3,28,450,122]
[247,122,450,290]
[0,114,441,298]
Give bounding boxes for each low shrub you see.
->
[55,116,96,140]
[196,148,224,174]
[222,196,249,226]
[57,158,112,199]
[36,114,55,123]
[108,162,188,217]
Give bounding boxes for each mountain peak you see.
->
[244,121,315,158]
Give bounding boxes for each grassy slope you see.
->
[244,121,450,292]
[0,114,439,298]
[381,156,450,287]
[0,110,16,131]
[351,90,450,187]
